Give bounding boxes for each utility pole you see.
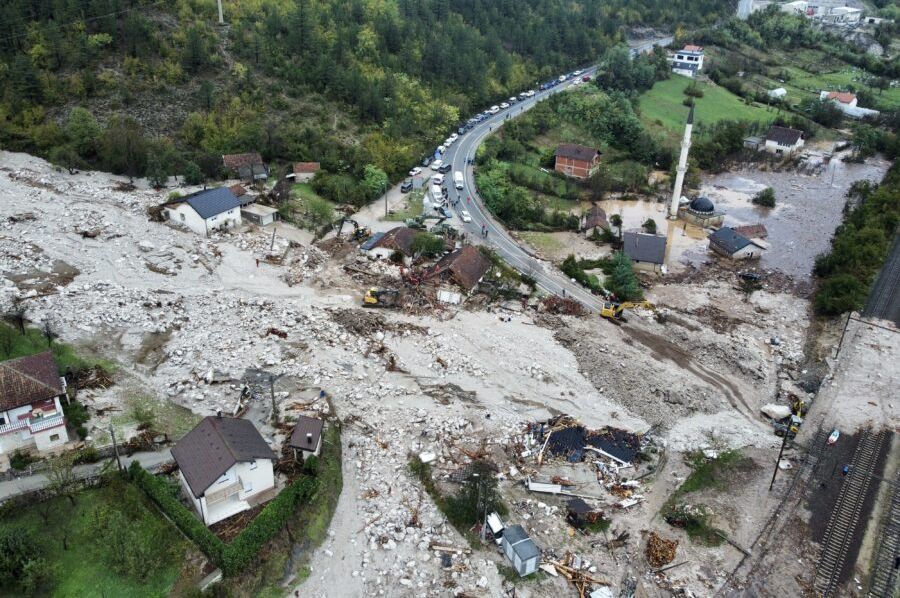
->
[383,181,388,217]
[269,373,278,425]
[110,426,123,473]
[769,427,791,491]
[216,0,225,25]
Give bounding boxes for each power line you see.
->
[0,0,173,45]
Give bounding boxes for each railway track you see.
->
[863,233,900,325]
[815,430,888,597]
[866,469,900,598]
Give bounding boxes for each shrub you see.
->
[752,187,776,207]
[606,251,642,301]
[683,84,704,98]
[63,401,90,440]
[642,218,657,234]
[9,450,36,471]
[0,530,53,593]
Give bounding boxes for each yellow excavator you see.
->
[362,287,400,308]
[600,300,655,323]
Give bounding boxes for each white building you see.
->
[671,45,705,78]
[0,352,70,469]
[819,91,881,119]
[768,87,787,99]
[162,187,243,236]
[501,524,540,577]
[780,0,808,14]
[764,125,805,154]
[709,227,767,260]
[171,415,277,526]
[823,6,863,23]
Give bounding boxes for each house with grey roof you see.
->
[171,415,277,525]
[288,415,325,461]
[708,227,767,260]
[501,524,540,577]
[622,232,667,273]
[764,126,804,155]
[162,187,243,236]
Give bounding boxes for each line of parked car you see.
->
[400,66,591,199]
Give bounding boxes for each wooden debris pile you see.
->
[549,551,610,597]
[541,296,586,316]
[645,531,678,568]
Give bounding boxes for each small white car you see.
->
[499,102,510,110]
[574,69,583,76]
[489,105,500,114]
[444,138,454,147]
[432,174,445,185]
[459,210,472,223]
[509,96,518,104]
[430,159,443,171]
[409,167,422,177]
[450,133,459,142]
[558,75,567,82]
[437,145,446,154]
[525,90,536,97]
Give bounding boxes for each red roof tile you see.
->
[0,352,63,411]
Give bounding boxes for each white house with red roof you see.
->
[0,352,69,468]
[820,91,880,119]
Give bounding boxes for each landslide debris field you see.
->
[0,151,843,596]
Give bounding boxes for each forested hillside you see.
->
[0,0,736,189]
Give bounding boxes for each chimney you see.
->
[306,432,313,445]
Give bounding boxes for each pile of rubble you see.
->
[645,532,678,568]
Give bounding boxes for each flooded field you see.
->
[695,154,892,280]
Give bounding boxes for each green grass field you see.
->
[0,479,188,597]
[0,323,113,373]
[384,189,425,221]
[639,75,775,140]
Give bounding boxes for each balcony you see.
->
[0,420,27,435]
[29,414,65,433]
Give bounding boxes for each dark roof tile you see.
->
[172,416,275,497]
[623,232,666,265]
[555,143,600,163]
[289,416,324,450]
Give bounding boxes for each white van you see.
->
[430,159,443,171]
[454,171,464,190]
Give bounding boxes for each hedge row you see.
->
[128,461,225,564]
[129,462,318,576]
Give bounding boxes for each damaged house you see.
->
[428,246,491,292]
[366,226,418,265]
[288,415,325,462]
[222,152,268,182]
[172,415,277,526]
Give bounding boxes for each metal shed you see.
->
[501,524,540,577]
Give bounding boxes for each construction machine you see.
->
[362,287,400,308]
[337,218,370,241]
[600,300,655,323]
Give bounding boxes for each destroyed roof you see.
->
[228,183,247,197]
[222,152,264,168]
[555,143,600,162]
[623,232,666,265]
[733,224,768,239]
[288,415,324,451]
[544,419,642,464]
[293,162,321,174]
[172,416,276,498]
[682,44,703,52]
[566,498,594,515]
[503,525,540,561]
[167,187,242,220]
[709,226,761,254]
[583,205,609,230]
[0,352,63,411]
[360,231,385,251]
[433,246,491,291]
[371,226,418,256]
[765,126,803,146]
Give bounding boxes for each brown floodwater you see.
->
[692,155,891,279]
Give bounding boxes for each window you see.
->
[50,434,59,442]
[0,416,5,426]
[180,213,186,222]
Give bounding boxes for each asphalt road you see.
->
[442,77,606,311]
[862,232,900,325]
[438,37,672,311]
